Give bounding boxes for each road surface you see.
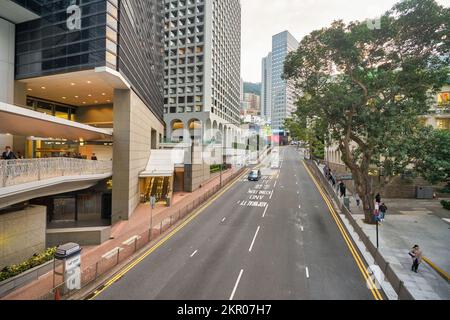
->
[94,147,377,300]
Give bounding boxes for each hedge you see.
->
[441,200,450,211]
[0,247,57,282]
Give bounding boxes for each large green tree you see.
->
[284,0,449,223]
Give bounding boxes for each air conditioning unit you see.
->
[416,186,434,199]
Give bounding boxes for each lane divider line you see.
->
[306,267,310,279]
[88,168,249,300]
[303,161,383,301]
[229,269,244,300]
[190,250,198,258]
[262,205,269,218]
[249,226,261,252]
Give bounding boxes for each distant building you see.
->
[261,52,272,121]
[241,92,261,117]
[263,31,299,131]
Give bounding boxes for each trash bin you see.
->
[416,186,433,199]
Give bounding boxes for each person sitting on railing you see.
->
[2,146,17,160]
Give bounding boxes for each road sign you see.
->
[336,174,353,181]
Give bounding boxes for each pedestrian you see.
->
[379,203,388,221]
[375,193,381,205]
[339,181,346,198]
[16,151,24,159]
[150,195,156,209]
[409,245,423,273]
[323,165,330,178]
[91,153,98,161]
[2,146,17,160]
[355,193,361,207]
[330,175,336,187]
[374,202,381,223]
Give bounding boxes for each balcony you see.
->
[0,158,112,209]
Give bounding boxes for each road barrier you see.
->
[305,160,415,300]
[33,167,247,300]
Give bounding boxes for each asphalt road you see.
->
[95,147,374,300]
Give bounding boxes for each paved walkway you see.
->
[1,167,242,300]
[318,163,450,300]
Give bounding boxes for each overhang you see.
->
[140,150,185,178]
[0,102,113,141]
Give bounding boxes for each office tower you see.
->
[270,31,299,131]
[163,0,242,143]
[261,52,272,122]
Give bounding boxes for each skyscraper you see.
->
[268,31,299,131]
[163,0,241,142]
[261,52,272,122]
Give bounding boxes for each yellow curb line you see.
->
[423,257,450,282]
[88,168,249,300]
[303,161,383,301]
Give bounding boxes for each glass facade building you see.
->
[12,0,164,120]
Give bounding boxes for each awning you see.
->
[0,102,112,141]
[140,149,185,178]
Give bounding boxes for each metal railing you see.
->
[0,158,112,188]
[36,167,247,300]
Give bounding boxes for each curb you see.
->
[423,257,450,283]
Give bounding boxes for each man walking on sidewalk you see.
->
[379,203,388,222]
[409,245,423,273]
[339,181,347,198]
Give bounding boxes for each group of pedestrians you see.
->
[323,164,347,198]
[374,193,388,223]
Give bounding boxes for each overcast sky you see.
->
[241,0,450,83]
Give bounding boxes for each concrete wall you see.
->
[112,89,164,223]
[0,206,46,269]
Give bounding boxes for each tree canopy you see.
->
[284,0,450,222]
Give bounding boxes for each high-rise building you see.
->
[261,52,272,122]
[0,0,165,267]
[163,0,241,142]
[269,31,299,131]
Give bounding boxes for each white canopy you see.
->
[139,149,185,178]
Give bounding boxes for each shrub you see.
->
[441,200,450,211]
[0,247,57,282]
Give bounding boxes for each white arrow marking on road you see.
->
[230,269,244,300]
[249,226,261,252]
[190,250,198,257]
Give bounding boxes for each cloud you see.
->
[241,0,450,83]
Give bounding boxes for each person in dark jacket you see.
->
[339,181,347,198]
[2,146,17,160]
[379,203,388,221]
[91,153,98,161]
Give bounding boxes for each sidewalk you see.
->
[317,163,450,300]
[2,167,242,300]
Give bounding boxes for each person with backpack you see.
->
[409,245,423,273]
[379,203,388,222]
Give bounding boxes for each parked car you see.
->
[248,169,262,181]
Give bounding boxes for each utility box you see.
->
[416,186,434,199]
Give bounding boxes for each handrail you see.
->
[0,158,112,188]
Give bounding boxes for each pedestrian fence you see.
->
[306,160,414,300]
[0,158,112,188]
[36,167,247,300]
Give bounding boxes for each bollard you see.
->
[134,237,138,252]
[95,262,99,280]
[116,248,120,265]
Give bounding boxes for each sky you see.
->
[241,0,450,83]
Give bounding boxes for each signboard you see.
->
[336,174,353,181]
[65,254,81,291]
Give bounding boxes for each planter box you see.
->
[0,259,56,298]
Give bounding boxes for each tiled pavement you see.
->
[317,163,450,300]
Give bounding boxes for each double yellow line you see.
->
[88,169,249,300]
[302,162,384,301]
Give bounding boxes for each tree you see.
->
[284,0,450,223]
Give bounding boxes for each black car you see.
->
[248,169,261,181]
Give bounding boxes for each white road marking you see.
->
[269,190,274,199]
[249,226,261,252]
[190,250,198,257]
[274,181,278,188]
[230,269,244,300]
[306,267,310,279]
[301,226,304,232]
[299,205,301,209]
[102,247,124,259]
[222,217,226,223]
[262,205,269,218]
[297,191,300,195]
